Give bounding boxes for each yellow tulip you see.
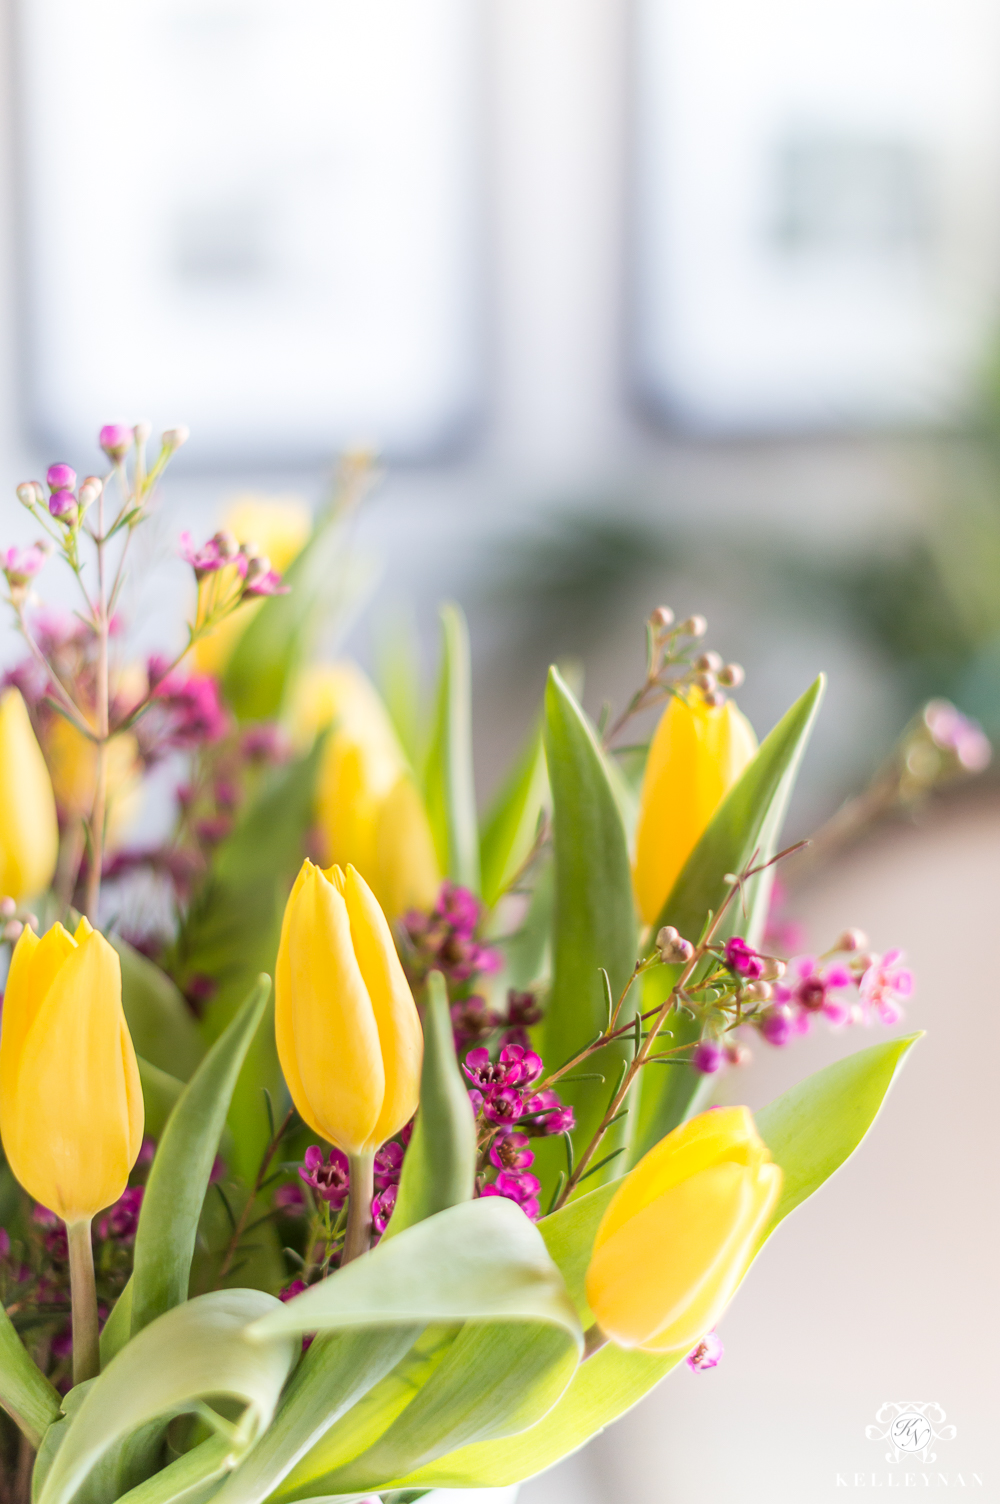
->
[633,694,757,926]
[585,1106,781,1353]
[291,663,440,918]
[276,860,422,1157]
[0,917,144,1223]
[44,719,142,850]
[191,495,311,676]
[0,688,59,902]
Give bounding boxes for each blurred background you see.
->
[1,0,998,1497]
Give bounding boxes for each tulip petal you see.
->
[342,865,423,1146]
[6,929,138,1222]
[586,1161,772,1351]
[0,924,76,1137]
[276,862,385,1154]
[376,775,441,917]
[0,688,59,903]
[593,1106,764,1249]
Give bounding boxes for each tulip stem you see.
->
[66,1220,99,1385]
[343,1153,374,1265]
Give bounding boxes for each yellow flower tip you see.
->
[0,920,143,1223]
[0,688,59,904]
[276,854,421,1158]
[633,693,758,926]
[585,1106,781,1354]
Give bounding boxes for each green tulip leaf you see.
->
[631,675,825,1162]
[479,718,548,909]
[99,1278,133,1368]
[387,970,476,1238]
[114,939,205,1083]
[537,667,638,1192]
[130,978,271,1336]
[115,1435,233,1504]
[167,743,322,1178]
[424,603,480,893]
[205,1330,420,1504]
[251,1198,581,1500]
[136,1057,185,1142]
[0,1301,60,1447]
[393,1031,916,1488]
[36,1291,298,1504]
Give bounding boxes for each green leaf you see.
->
[136,1058,185,1142]
[479,719,548,909]
[36,1291,298,1504]
[114,939,204,1082]
[631,675,825,1161]
[115,1435,233,1504]
[498,849,554,991]
[168,743,322,1178]
[755,1032,922,1239]
[257,1198,581,1500]
[223,498,361,724]
[423,603,480,892]
[537,668,638,1193]
[395,1031,918,1490]
[387,971,476,1239]
[206,1331,419,1504]
[0,1301,61,1446]
[99,1279,133,1368]
[130,978,271,1336]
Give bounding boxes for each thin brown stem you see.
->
[67,1220,99,1384]
[215,1109,294,1286]
[342,1153,374,1265]
[12,608,93,739]
[83,487,110,923]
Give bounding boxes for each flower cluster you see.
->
[402,881,502,990]
[180,529,287,600]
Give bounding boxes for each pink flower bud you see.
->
[48,489,77,521]
[99,424,133,460]
[678,614,708,638]
[650,605,674,629]
[692,1039,723,1074]
[46,463,76,492]
[758,1004,794,1046]
[836,928,867,952]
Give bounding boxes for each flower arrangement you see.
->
[0,421,968,1504]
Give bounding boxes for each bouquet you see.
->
[0,421,952,1504]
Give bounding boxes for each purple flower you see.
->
[758,1004,795,1047]
[523,1089,575,1136]
[402,882,502,986]
[462,1047,517,1095]
[505,989,543,1030]
[97,1186,144,1243]
[481,1169,542,1221]
[241,566,288,598]
[2,544,49,585]
[923,700,992,772]
[48,489,77,521]
[489,1131,534,1172]
[467,1087,484,1119]
[299,1145,350,1209]
[280,1278,308,1302]
[374,1141,406,1189]
[274,1183,306,1215]
[483,1087,525,1127]
[137,1137,156,1166]
[692,1039,723,1074]
[686,1332,723,1371]
[774,956,853,1025]
[99,423,134,460]
[859,950,913,1026]
[372,1184,398,1234]
[0,1228,10,1259]
[498,1043,543,1088]
[46,463,76,492]
[179,530,239,576]
[450,994,501,1049]
[724,937,764,979]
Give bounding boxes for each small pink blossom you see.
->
[299,1145,350,1209]
[489,1131,534,1173]
[859,949,913,1025]
[241,566,288,598]
[686,1332,723,1371]
[724,937,764,979]
[2,544,49,584]
[372,1184,398,1233]
[523,1089,575,1135]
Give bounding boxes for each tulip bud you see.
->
[291,662,440,918]
[0,689,59,903]
[0,918,144,1223]
[585,1106,781,1353]
[633,693,757,925]
[276,860,423,1158]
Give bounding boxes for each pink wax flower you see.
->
[179,530,240,575]
[299,1145,350,1209]
[758,1004,795,1046]
[374,1141,406,1189]
[489,1131,534,1173]
[859,950,913,1025]
[692,1039,724,1074]
[497,1043,543,1088]
[481,1168,542,1221]
[99,423,133,460]
[523,1089,575,1136]
[97,1186,144,1243]
[48,489,77,521]
[372,1184,398,1234]
[482,1087,525,1127]
[2,544,49,585]
[775,955,852,1020]
[280,1278,308,1302]
[46,463,76,492]
[241,564,288,598]
[724,937,765,979]
[686,1332,723,1371]
[923,700,992,772]
[274,1183,306,1215]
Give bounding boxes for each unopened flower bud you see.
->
[718,663,745,689]
[78,476,103,508]
[693,671,717,694]
[243,554,271,587]
[213,530,240,559]
[744,980,772,1002]
[678,615,708,638]
[99,423,133,460]
[651,605,674,629]
[3,920,22,942]
[695,651,722,673]
[133,419,152,446]
[0,897,16,918]
[23,913,37,932]
[836,928,867,953]
[691,1039,723,1074]
[46,463,76,493]
[16,482,45,509]
[656,925,694,965]
[240,539,261,560]
[161,425,189,451]
[759,1004,794,1047]
[724,1041,751,1068]
[703,690,727,708]
[761,957,786,981]
[48,489,77,521]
